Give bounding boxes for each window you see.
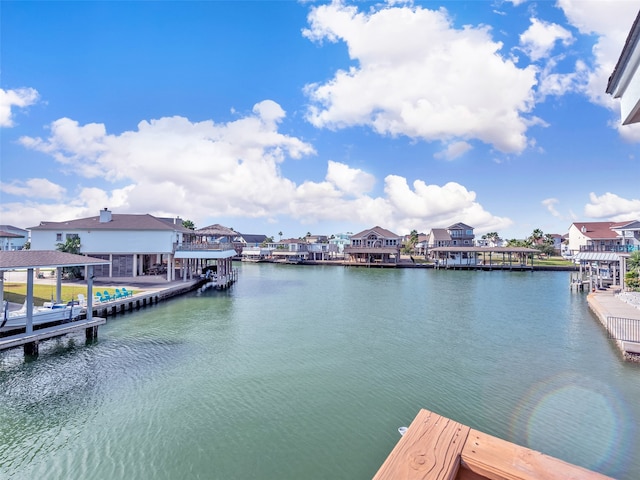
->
[56,233,62,241]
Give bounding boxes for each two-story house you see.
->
[567,221,638,255]
[344,226,401,265]
[447,222,475,246]
[29,208,236,281]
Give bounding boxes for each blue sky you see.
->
[1,0,639,240]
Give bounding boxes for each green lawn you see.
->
[2,283,120,306]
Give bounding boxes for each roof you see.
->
[611,220,640,231]
[430,246,540,253]
[428,228,451,241]
[570,221,632,239]
[350,226,399,239]
[0,231,24,238]
[606,9,640,95]
[447,222,474,231]
[238,234,268,244]
[29,214,190,232]
[195,224,237,236]
[573,252,625,262]
[0,225,28,234]
[0,250,110,271]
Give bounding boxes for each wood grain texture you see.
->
[373,409,470,480]
[460,429,615,480]
[373,409,615,480]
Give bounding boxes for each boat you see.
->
[1,298,84,333]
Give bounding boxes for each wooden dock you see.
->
[0,318,106,356]
[373,409,612,480]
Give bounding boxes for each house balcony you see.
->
[175,242,235,252]
[579,245,640,253]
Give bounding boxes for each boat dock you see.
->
[0,318,106,356]
[373,408,613,480]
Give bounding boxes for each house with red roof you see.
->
[567,220,640,255]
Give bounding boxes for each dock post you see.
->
[86,326,99,340]
[24,341,39,357]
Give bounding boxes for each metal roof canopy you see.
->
[0,250,110,271]
[573,252,624,262]
[0,251,109,335]
[429,246,540,253]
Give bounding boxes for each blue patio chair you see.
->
[121,287,133,297]
[115,289,124,299]
[102,291,113,301]
[95,292,105,303]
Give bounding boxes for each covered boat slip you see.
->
[0,251,110,356]
[572,251,628,290]
[429,246,541,270]
[173,246,238,288]
[373,409,612,480]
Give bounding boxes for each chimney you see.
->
[100,208,112,223]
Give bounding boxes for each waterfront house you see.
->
[28,208,236,281]
[270,238,309,263]
[447,222,475,246]
[328,233,351,259]
[606,10,640,125]
[567,221,638,255]
[0,225,28,250]
[344,226,401,265]
[426,228,451,249]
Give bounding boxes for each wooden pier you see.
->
[373,409,612,480]
[0,318,106,356]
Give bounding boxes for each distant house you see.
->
[567,221,639,254]
[606,10,640,124]
[28,208,235,281]
[0,225,28,250]
[270,238,309,263]
[344,226,401,264]
[447,222,475,246]
[236,233,268,247]
[328,233,351,258]
[426,228,451,250]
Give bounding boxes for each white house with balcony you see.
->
[29,208,236,281]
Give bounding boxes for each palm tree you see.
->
[625,251,640,291]
[278,231,283,241]
[182,219,195,230]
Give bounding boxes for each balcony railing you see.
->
[579,245,640,253]
[175,242,236,252]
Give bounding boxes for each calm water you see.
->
[1,264,639,479]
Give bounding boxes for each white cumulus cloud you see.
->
[9,100,511,235]
[584,192,640,220]
[303,1,538,154]
[0,87,39,127]
[520,18,574,62]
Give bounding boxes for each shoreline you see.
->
[587,288,640,362]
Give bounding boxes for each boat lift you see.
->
[0,251,110,357]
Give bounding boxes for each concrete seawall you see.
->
[587,289,640,362]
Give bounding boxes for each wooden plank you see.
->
[460,429,614,480]
[373,409,470,480]
[0,318,106,350]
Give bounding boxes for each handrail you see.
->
[175,242,235,252]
